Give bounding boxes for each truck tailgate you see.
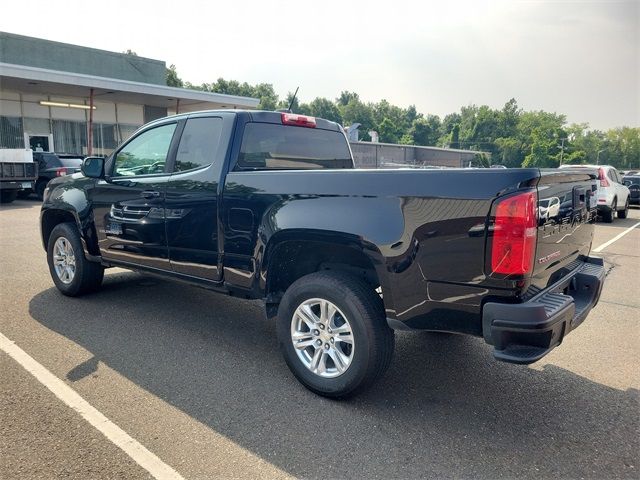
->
[530,169,598,293]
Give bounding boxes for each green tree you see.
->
[494,137,522,167]
[499,98,520,138]
[523,129,558,167]
[604,127,640,169]
[278,91,311,114]
[308,97,343,123]
[449,124,460,149]
[340,98,375,141]
[399,134,414,145]
[378,118,400,144]
[410,115,440,146]
[470,153,490,167]
[252,83,279,110]
[165,64,183,87]
[193,77,279,111]
[337,91,359,106]
[124,68,640,166]
[372,99,409,141]
[439,113,462,146]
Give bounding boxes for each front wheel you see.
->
[277,271,394,398]
[47,222,104,296]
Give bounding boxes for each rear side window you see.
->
[236,123,352,170]
[174,117,223,172]
[41,154,62,168]
[59,157,83,168]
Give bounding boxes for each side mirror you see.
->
[81,157,104,178]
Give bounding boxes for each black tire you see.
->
[35,180,48,201]
[47,222,104,296]
[277,271,394,398]
[603,199,616,223]
[0,190,18,204]
[618,198,629,219]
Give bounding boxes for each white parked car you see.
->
[559,164,630,222]
[538,196,561,222]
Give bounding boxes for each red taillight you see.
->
[56,167,67,177]
[281,113,316,128]
[598,168,609,187]
[491,191,538,275]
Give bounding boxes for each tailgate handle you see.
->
[573,187,586,210]
[140,190,160,199]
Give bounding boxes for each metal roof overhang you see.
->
[0,62,260,110]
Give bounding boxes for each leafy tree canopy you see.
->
[164,66,639,168]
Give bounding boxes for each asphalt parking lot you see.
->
[1,200,638,480]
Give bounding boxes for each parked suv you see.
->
[623,174,640,205]
[560,165,630,222]
[22,152,83,200]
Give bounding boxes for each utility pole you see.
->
[597,149,606,165]
[88,88,94,156]
[558,137,567,166]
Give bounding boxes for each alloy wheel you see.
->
[290,298,354,378]
[53,237,76,284]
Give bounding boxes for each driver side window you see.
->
[114,123,177,177]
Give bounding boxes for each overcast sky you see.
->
[1,0,638,130]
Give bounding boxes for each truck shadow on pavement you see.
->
[0,199,42,211]
[595,215,640,230]
[29,271,639,479]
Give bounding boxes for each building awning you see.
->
[0,62,260,111]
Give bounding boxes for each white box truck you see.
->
[0,149,38,204]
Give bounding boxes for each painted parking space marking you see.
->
[0,332,184,480]
[593,221,640,253]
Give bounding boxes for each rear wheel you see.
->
[603,198,616,223]
[0,190,18,204]
[47,222,104,296]
[618,198,629,219]
[277,271,394,398]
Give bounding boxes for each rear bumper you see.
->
[0,180,34,191]
[482,256,605,364]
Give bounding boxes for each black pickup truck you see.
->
[40,110,606,398]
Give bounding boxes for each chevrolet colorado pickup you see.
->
[40,110,606,398]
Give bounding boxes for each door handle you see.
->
[140,190,161,199]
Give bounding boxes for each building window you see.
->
[118,124,140,143]
[23,117,51,135]
[92,123,118,156]
[0,116,25,149]
[52,119,87,155]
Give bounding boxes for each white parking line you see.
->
[593,221,640,253]
[0,332,184,480]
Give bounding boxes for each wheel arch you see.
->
[41,208,100,260]
[260,230,393,319]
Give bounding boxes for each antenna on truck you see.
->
[287,86,299,112]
